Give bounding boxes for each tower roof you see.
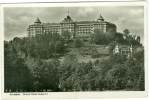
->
[98,15,104,21]
[62,12,74,22]
[34,17,41,23]
[67,15,71,19]
[67,11,71,19]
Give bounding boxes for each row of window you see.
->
[77,30,91,32]
[46,27,60,28]
[28,26,107,34]
[44,26,60,27]
[29,27,42,28]
[28,33,35,37]
[61,28,74,30]
[29,25,106,29]
[45,29,60,30]
[121,51,130,54]
[76,23,106,26]
[95,25,106,26]
[61,23,74,25]
[29,30,42,32]
[28,30,34,31]
[115,48,131,51]
[77,28,92,30]
[29,29,42,31]
[77,32,90,35]
[77,25,92,27]
[121,49,130,51]
[61,26,74,28]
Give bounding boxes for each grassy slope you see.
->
[59,41,109,63]
[51,41,143,63]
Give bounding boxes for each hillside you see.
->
[4,32,144,92]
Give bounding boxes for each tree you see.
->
[52,33,61,42]
[136,36,141,43]
[4,45,32,92]
[58,53,78,91]
[105,64,127,90]
[106,23,116,41]
[133,50,144,65]
[115,32,123,43]
[40,59,60,91]
[137,68,145,91]
[123,29,130,38]
[61,30,71,41]
[109,41,117,54]
[74,39,84,48]
[86,69,98,91]
[93,29,109,45]
[110,53,127,64]
[55,41,64,54]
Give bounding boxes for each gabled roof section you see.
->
[98,15,103,19]
[34,17,41,23]
[97,14,104,21]
[67,15,71,20]
[62,11,74,23]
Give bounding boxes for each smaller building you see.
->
[113,44,133,57]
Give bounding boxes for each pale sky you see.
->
[4,6,144,43]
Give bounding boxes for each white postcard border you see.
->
[0,1,148,99]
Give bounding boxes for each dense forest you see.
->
[4,29,144,92]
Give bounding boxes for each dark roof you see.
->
[118,45,131,48]
[98,15,104,20]
[67,15,71,20]
[61,15,74,23]
[34,17,41,23]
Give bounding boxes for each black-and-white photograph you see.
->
[2,2,146,96]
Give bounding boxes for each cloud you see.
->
[75,7,95,17]
[129,8,143,17]
[7,17,17,25]
[20,15,31,21]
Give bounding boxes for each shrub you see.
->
[92,53,109,58]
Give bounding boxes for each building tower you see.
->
[34,17,41,24]
[61,11,75,39]
[97,14,104,21]
[27,17,43,37]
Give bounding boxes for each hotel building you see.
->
[26,14,116,39]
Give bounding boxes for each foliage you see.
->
[74,39,84,48]
[61,30,71,41]
[110,53,127,64]
[91,53,109,58]
[123,29,130,38]
[10,32,64,59]
[122,29,141,46]
[78,47,98,56]
[4,42,32,92]
[55,41,64,54]
[92,27,141,46]
[109,41,117,54]
[107,24,116,40]
[93,29,109,45]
